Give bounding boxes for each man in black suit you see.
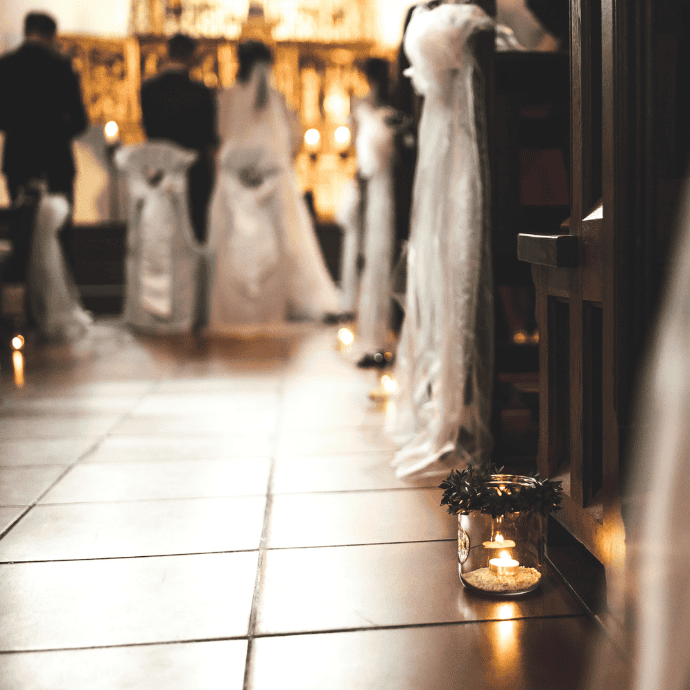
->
[0,11,88,283]
[0,12,88,204]
[140,34,218,243]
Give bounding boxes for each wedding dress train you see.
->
[387,2,495,478]
[207,65,340,336]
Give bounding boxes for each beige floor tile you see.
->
[83,436,274,462]
[267,489,455,548]
[249,618,629,690]
[0,466,66,506]
[108,413,278,436]
[131,392,281,416]
[280,399,387,428]
[0,396,143,414]
[0,496,266,561]
[1,380,157,401]
[0,507,26,535]
[272,453,437,494]
[0,416,121,440]
[0,438,97,466]
[276,426,397,456]
[0,552,258,650]
[0,639,248,690]
[256,541,582,635]
[39,459,271,503]
[155,376,282,394]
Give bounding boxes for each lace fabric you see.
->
[387,2,495,478]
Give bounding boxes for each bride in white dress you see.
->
[386,1,495,478]
[207,41,340,336]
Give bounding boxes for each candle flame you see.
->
[496,533,504,544]
[381,374,398,393]
[11,334,24,350]
[499,551,511,561]
[337,327,354,345]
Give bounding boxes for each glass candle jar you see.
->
[457,475,545,596]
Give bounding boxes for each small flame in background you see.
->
[104,120,119,144]
[380,373,398,393]
[11,335,24,350]
[337,327,354,346]
[304,128,320,148]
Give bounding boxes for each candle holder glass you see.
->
[457,475,545,596]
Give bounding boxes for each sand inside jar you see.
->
[462,567,541,593]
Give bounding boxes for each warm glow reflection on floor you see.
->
[12,350,25,388]
[490,602,519,679]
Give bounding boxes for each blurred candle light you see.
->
[337,327,354,346]
[304,128,321,149]
[334,125,351,146]
[12,350,24,388]
[381,373,398,394]
[104,121,119,145]
[11,334,24,350]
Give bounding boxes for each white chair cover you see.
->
[27,192,92,341]
[115,142,207,333]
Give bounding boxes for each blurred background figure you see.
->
[207,40,341,336]
[351,57,398,363]
[140,33,218,243]
[0,11,91,340]
[0,11,88,285]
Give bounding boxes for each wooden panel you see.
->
[517,234,578,267]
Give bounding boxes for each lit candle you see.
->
[489,551,519,576]
[483,533,516,549]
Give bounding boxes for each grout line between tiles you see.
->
[0,383,158,541]
[0,636,250,655]
[0,613,589,656]
[249,613,590,639]
[242,376,283,690]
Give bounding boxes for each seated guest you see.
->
[140,34,218,243]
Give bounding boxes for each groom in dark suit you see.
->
[140,34,218,243]
[0,12,88,204]
[0,11,88,282]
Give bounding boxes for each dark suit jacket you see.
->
[0,41,88,188]
[141,69,218,153]
[141,69,218,241]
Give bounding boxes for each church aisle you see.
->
[0,319,626,689]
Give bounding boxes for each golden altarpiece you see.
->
[57,0,394,219]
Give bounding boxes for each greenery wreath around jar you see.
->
[440,465,564,596]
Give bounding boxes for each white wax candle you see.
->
[489,557,519,576]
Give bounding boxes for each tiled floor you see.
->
[0,320,628,689]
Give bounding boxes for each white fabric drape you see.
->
[208,66,340,335]
[27,192,92,341]
[387,2,495,478]
[116,141,207,333]
[354,101,397,351]
[335,178,362,313]
[605,182,690,690]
